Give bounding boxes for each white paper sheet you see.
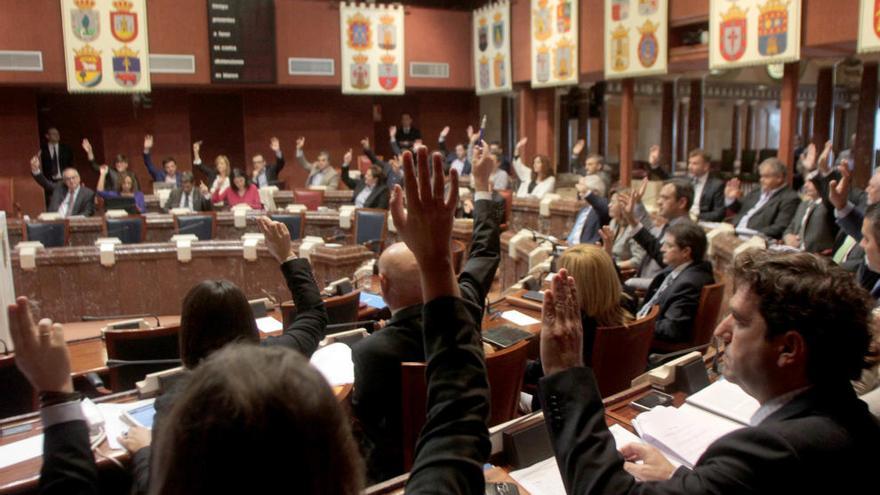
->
[256,316,284,334]
[501,310,540,327]
[0,434,43,469]
[509,457,565,495]
[310,343,355,386]
[684,379,760,426]
[632,404,743,468]
[97,399,156,451]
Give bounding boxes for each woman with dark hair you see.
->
[512,137,556,199]
[96,165,146,213]
[341,149,390,209]
[211,168,263,209]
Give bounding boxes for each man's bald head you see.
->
[378,242,423,312]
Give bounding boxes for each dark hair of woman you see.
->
[179,280,258,368]
[151,344,363,495]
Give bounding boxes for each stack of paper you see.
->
[684,379,760,425]
[632,404,743,468]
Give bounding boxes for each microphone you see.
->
[648,342,713,368]
[82,313,161,327]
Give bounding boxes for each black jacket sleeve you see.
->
[633,226,666,268]
[39,420,99,495]
[340,164,359,191]
[264,258,328,357]
[698,180,727,222]
[194,161,217,185]
[32,171,55,192]
[653,275,705,342]
[404,296,491,495]
[458,198,501,313]
[584,192,611,226]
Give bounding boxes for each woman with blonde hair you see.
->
[523,244,635,409]
[192,141,231,196]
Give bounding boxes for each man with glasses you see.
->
[30,154,95,217]
[251,137,285,188]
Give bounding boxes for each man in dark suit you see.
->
[351,148,500,482]
[30,155,95,217]
[636,222,714,343]
[685,149,726,221]
[392,113,421,150]
[537,249,879,494]
[340,150,390,209]
[142,134,183,188]
[566,175,609,245]
[725,158,800,239]
[783,178,837,254]
[250,137,285,188]
[162,172,212,212]
[39,127,73,207]
[437,126,471,176]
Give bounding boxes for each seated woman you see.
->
[341,149,390,209]
[512,137,556,198]
[211,168,263,209]
[96,165,146,213]
[523,244,635,408]
[607,188,646,272]
[192,141,231,197]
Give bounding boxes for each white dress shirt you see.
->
[57,186,80,217]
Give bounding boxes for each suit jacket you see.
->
[539,369,880,494]
[363,146,404,189]
[642,260,715,343]
[438,139,472,175]
[252,153,285,185]
[567,192,610,245]
[89,159,141,192]
[33,172,96,216]
[784,199,837,253]
[341,165,390,209]
[351,198,500,482]
[631,216,692,271]
[129,257,329,494]
[163,187,212,212]
[296,150,340,189]
[729,187,801,239]
[142,152,182,187]
[695,176,726,221]
[40,142,73,179]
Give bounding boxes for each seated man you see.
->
[351,145,499,483]
[438,126,471,176]
[566,175,609,246]
[685,149,726,222]
[635,222,714,343]
[570,139,611,191]
[361,135,403,189]
[537,249,879,493]
[393,112,421,150]
[295,136,339,190]
[30,155,95,217]
[143,134,183,187]
[725,158,800,239]
[163,172,212,212]
[251,137,285,188]
[782,177,837,254]
[340,150,390,209]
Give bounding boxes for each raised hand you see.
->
[439,126,450,139]
[295,136,305,150]
[515,137,528,154]
[82,138,94,159]
[343,148,353,165]
[192,141,202,157]
[572,138,585,156]
[7,297,73,393]
[389,125,397,139]
[817,140,833,173]
[829,160,852,210]
[801,143,816,171]
[270,136,280,153]
[257,216,295,263]
[30,154,41,174]
[540,269,584,377]
[471,140,494,192]
[99,164,109,175]
[389,148,460,301]
[466,125,475,140]
[144,134,154,151]
[648,144,660,168]
[724,177,742,201]
[620,443,676,481]
[360,137,370,149]
[598,225,614,257]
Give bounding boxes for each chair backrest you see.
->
[173,212,216,240]
[591,305,658,397]
[269,212,306,241]
[103,325,182,392]
[498,189,513,230]
[690,282,725,348]
[400,340,530,470]
[354,208,388,253]
[23,220,69,247]
[757,148,778,164]
[294,189,325,211]
[104,215,146,244]
[0,354,37,419]
[739,149,757,176]
[280,289,362,329]
[720,149,736,173]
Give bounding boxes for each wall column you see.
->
[620,79,634,187]
[660,81,675,168]
[854,62,878,187]
[778,62,799,182]
[812,66,834,147]
[687,79,703,151]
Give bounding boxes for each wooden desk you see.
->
[0,384,353,494]
[12,240,373,323]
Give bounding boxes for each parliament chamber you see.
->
[2,0,880,494]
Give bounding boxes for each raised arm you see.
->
[339,148,358,190]
[294,136,311,172]
[390,148,490,494]
[142,134,163,181]
[258,217,328,357]
[82,139,99,173]
[459,142,501,311]
[30,154,55,191]
[269,136,285,176]
[192,141,217,184]
[96,164,109,193]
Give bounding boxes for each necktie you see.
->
[52,146,60,179]
[797,201,817,247]
[566,207,591,245]
[63,190,75,217]
[833,236,857,264]
[184,192,190,208]
[638,270,675,318]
